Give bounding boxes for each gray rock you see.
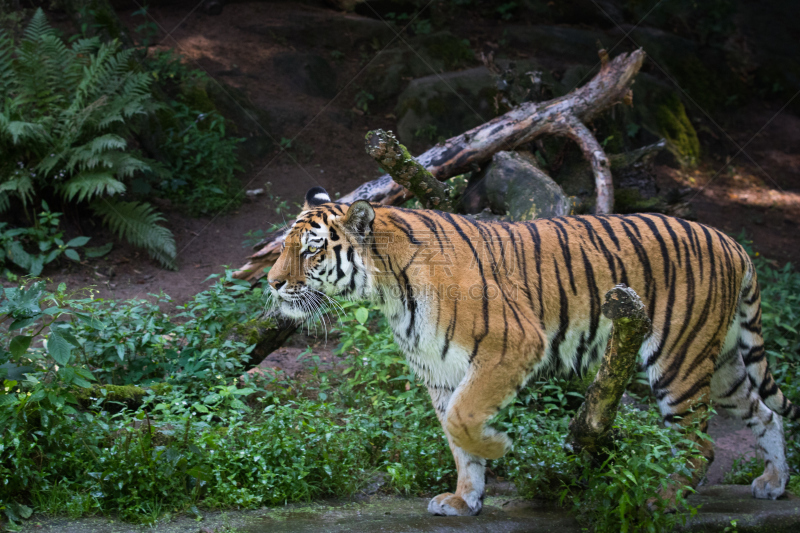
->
[273,53,338,98]
[682,485,800,533]
[324,0,364,11]
[395,66,496,152]
[237,10,394,51]
[461,151,571,220]
[364,31,476,103]
[23,487,800,532]
[502,25,608,66]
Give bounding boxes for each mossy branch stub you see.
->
[568,284,651,456]
[365,129,453,212]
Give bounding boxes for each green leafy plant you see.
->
[0,201,92,276]
[156,102,243,216]
[0,9,176,268]
[723,456,761,485]
[354,89,375,114]
[495,2,519,21]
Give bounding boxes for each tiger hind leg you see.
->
[647,345,715,504]
[712,345,789,499]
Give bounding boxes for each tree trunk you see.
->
[567,284,651,456]
[234,49,645,283]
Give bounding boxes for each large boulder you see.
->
[273,52,338,98]
[395,66,496,152]
[236,9,395,51]
[363,31,476,103]
[460,151,572,221]
[502,25,608,66]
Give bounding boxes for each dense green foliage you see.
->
[0,9,175,269]
[155,100,243,216]
[0,10,245,274]
[1,242,798,531]
[0,202,104,277]
[135,48,244,217]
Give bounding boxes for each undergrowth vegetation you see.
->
[0,9,244,274]
[1,242,799,532]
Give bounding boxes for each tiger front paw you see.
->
[751,472,787,500]
[427,492,482,516]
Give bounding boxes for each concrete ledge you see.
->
[19,486,800,533]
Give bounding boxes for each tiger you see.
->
[266,186,798,516]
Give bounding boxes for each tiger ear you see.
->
[303,187,331,210]
[341,200,375,241]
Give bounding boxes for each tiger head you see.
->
[267,187,377,320]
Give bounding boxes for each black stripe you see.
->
[548,256,570,363]
[719,374,747,399]
[668,375,710,407]
[332,244,344,279]
[549,218,577,294]
[387,213,422,245]
[580,248,601,355]
[594,215,621,250]
[633,214,671,281]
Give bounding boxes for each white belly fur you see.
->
[381,295,470,389]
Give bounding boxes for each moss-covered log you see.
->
[220,317,297,373]
[365,129,453,212]
[74,382,173,410]
[567,284,651,456]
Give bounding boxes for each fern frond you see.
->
[101,152,151,178]
[91,199,177,269]
[0,174,34,205]
[23,9,55,42]
[89,133,127,154]
[62,171,126,202]
[4,120,49,144]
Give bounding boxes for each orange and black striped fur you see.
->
[268,187,798,516]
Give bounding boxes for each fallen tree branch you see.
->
[567,284,651,456]
[552,114,614,214]
[365,129,453,211]
[234,48,644,283]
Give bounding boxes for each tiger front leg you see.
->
[425,353,533,516]
[426,385,488,516]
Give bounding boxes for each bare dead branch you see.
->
[553,114,614,214]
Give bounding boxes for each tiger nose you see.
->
[271,280,286,291]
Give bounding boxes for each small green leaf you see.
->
[9,335,32,358]
[66,236,91,247]
[72,376,92,388]
[186,466,211,482]
[84,242,113,258]
[64,248,81,261]
[9,316,37,331]
[47,331,73,366]
[355,307,369,325]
